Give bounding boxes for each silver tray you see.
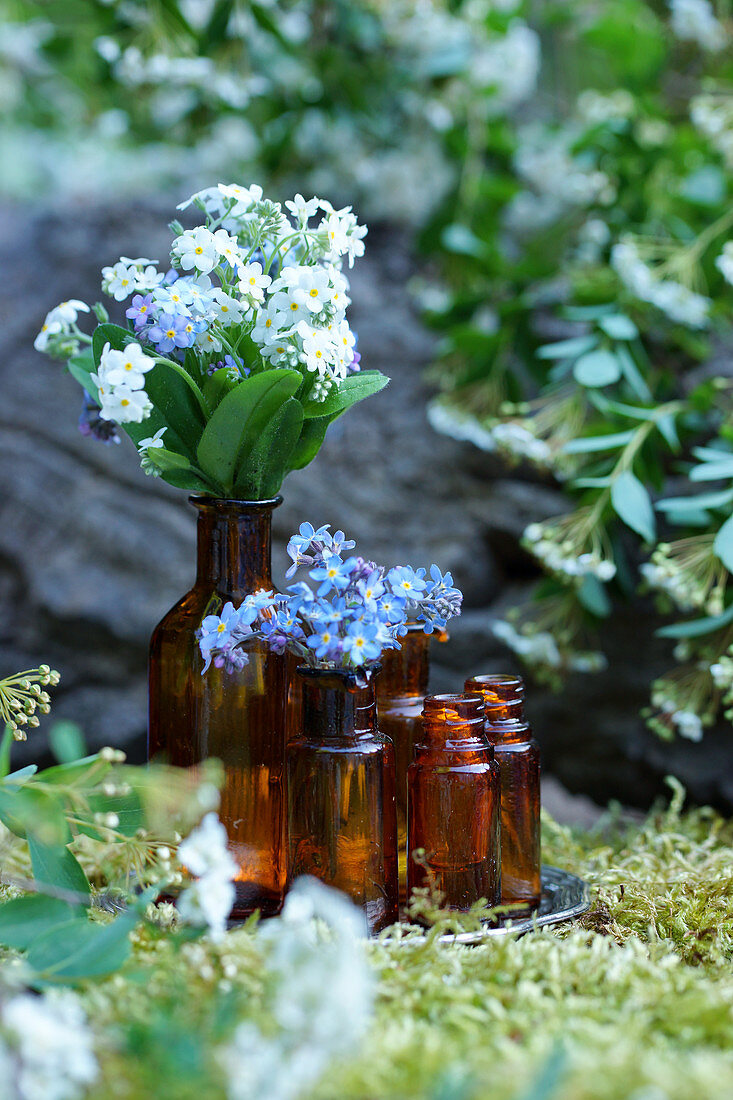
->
[399,865,591,945]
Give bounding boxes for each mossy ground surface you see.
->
[7,782,733,1100]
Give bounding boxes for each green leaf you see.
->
[234,397,304,499]
[611,471,656,543]
[301,371,389,418]
[598,314,638,341]
[196,369,302,493]
[577,575,611,617]
[615,345,652,402]
[536,336,597,361]
[144,362,208,463]
[690,458,733,481]
[679,165,726,208]
[289,415,331,471]
[67,352,99,402]
[657,489,733,513]
[49,721,86,764]
[83,788,144,839]
[29,839,91,902]
[713,514,733,572]
[571,477,613,489]
[441,224,488,259]
[26,912,137,981]
[0,895,84,950]
[91,323,134,368]
[657,603,733,639]
[41,754,108,786]
[0,725,11,779]
[202,367,239,412]
[159,467,218,492]
[0,787,70,846]
[573,349,622,388]
[655,413,680,451]
[564,431,634,454]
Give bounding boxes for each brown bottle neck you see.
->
[298,667,379,740]
[379,626,432,697]
[486,717,533,745]
[192,496,280,595]
[420,693,491,754]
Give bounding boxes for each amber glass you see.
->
[287,665,398,934]
[465,674,541,910]
[148,496,287,919]
[377,625,446,897]
[407,694,500,911]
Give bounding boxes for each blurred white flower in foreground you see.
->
[2,991,99,1100]
[669,0,726,52]
[176,812,238,940]
[220,877,374,1100]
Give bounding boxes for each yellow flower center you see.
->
[195,246,203,254]
[121,399,130,407]
[166,329,175,339]
[309,289,319,297]
[217,623,227,633]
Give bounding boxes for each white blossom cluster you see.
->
[669,0,727,52]
[176,812,238,940]
[1,991,99,1100]
[523,522,617,582]
[715,241,733,285]
[490,422,553,467]
[504,125,615,235]
[611,238,711,328]
[641,541,725,615]
[492,619,608,673]
[427,402,498,452]
[33,299,90,359]
[36,183,367,433]
[690,94,733,168]
[92,341,154,424]
[220,877,373,1100]
[650,685,706,741]
[471,21,540,112]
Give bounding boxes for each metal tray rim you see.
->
[391,864,591,945]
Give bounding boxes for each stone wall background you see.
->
[2,199,731,812]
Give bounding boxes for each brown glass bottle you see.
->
[287,665,398,934]
[465,674,541,910]
[148,497,287,919]
[407,694,501,911]
[377,625,446,897]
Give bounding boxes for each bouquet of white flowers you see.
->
[35,183,388,499]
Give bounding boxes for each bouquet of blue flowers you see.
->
[35,184,388,500]
[197,523,463,673]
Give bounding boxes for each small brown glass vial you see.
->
[465,674,541,910]
[407,693,501,911]
[376,624,447,898]
[286,665,398,934]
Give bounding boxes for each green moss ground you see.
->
[64,780,733,1100]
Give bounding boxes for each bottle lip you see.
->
[189,495,283,511]
[423,692,485,722]
[465,673,524,703]
[297,663,381,692]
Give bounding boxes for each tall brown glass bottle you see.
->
[465,674,541,910]
[377,625,446,897]
[407,694,500,911]
[148,496,287,919]
[287,665,398,934]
